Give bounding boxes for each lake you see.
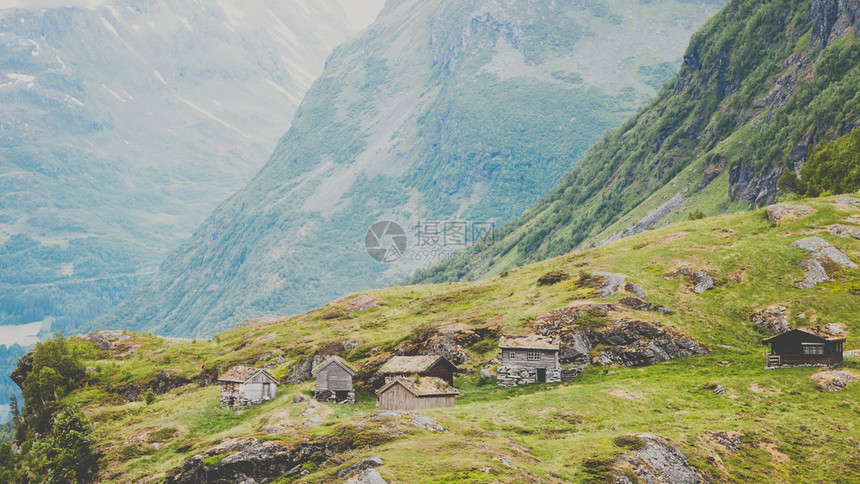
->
[0,320,47,347]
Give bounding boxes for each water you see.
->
[0,320,47,347]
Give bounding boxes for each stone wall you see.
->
[497,365,561,387]
[220,393,265,409]
[314,389,355,404]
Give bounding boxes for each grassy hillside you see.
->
[5,196,860,482]
[410,0,860,285]
[95,0,727,337]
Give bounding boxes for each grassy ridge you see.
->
[16,195,860,482]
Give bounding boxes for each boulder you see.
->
[690,271,714,294]
[337,456,384,479]
[613,434,704,484]
[766,204,815,224]
[79,330,130,351]
[812,369,859,392]
[834,196,860,208]
[748,306,790,334]
[345,469,388,484]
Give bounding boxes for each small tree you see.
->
[144,389,157,405]
[48,406,100,483]
[688,209,706,221]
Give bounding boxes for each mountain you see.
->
[410,0,860,284]
[7,194,860,482]
[0,0,381,337]
[98,0,727,337]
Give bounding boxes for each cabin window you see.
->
[802,343,824,355]
[527,351,541,361]
[508,351,517,359]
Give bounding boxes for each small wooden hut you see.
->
[762,326,846,368]
[376,377,458,411]
[311,356,356,403]
[379,355,457,386]
[218,366,279,408]
[497,335,561,387]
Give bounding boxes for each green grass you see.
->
[37,196,860,482]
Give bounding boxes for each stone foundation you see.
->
[314,390,355,404]
[497,365,561,387]
[220,394,264,409]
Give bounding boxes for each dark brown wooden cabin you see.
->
[378,355,458,386]
[762,327,845,368]
[376,377,458,411]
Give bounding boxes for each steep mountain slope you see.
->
[411,0,860,284]
[0,0,377,336]
[8,195,860,482]
[100,0,727,337]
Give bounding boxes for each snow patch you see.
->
[100,16,119,37]
[176,15,192,32]
[175,95,252,139]
[153,70,168,86]
[101,83,126,102]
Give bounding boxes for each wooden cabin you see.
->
[378,355,457,386]
[497,335,561,387]
[311,356,356,403]
[376,377,458,411]
[218,366,279,408]
[762,326,846,368]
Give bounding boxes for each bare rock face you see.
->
[835,196,860,208]
[614,434,704,484]
[338,456,385,479]
[766,204,815,224]
[748,306,790,334]
[812,369,859,392]
[553,319,708,367]
[791,237,857,289]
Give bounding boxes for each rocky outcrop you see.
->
[314,390,355,404]
[765,204,815,225]
[165,438,330,484]
[551,319,708,367]
[594,272,628,298]
[830,224,860,239]
[811,369,859,391]
[791,236,857,289]
[729,162,782,208]
[613,434,705,484]
[79,330,130,351]
[748,306,790,334]
[810,0,860,46]
[665,266,715,294]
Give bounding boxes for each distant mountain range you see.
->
[411,0,860,284]
[96,0,727,337]
[0,0,380,336]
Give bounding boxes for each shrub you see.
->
[612,435,645,451]
[145,389,157,405]
[688,209,706,221]
[537,270,571,285]
[580,457,614,483]
[202,454,226,467]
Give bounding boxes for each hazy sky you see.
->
[0,0,388,32]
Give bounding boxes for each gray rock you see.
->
[412,414,446,432]
[835,196,860,207]
[614,434,703,484]
[345,468,388,484]
[480,368,494,380]
[748,306,790,334]
[797,257,832,289]
[292,394,311,404]
[594,272,627,298]
[337,456,385,479]
[766,204,815,224]
[343,339,361,351]
[690,271,714,294]
[830,224,860,239]
[713,385,727,395]
[818,246,857,268]
[791,236,831,252]
[624,281,648,299]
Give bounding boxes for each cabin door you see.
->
[536,369,546,383]
[263,383,271,399]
